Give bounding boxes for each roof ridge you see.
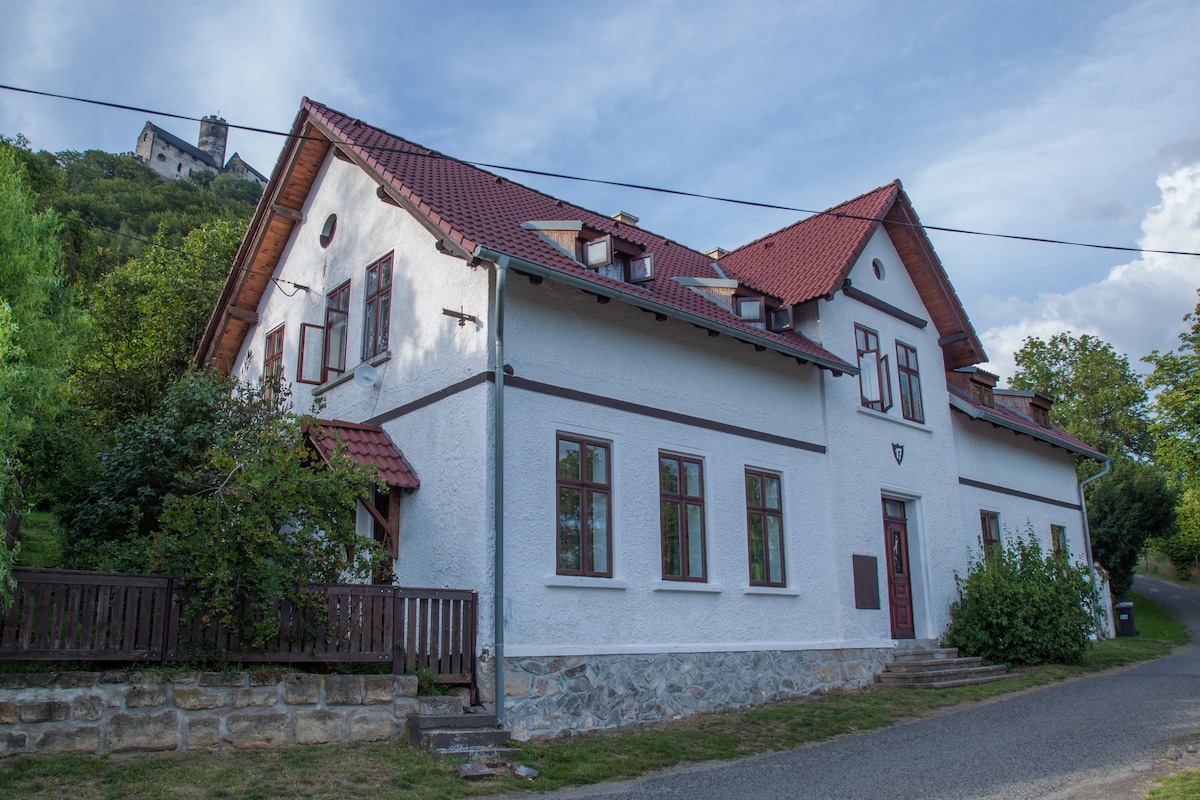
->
[720,180,900,259]
[304,100,700,259]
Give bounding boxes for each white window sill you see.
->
[545,576,628,591]
[653,581,723,594]
[855,406,932,433]
[743,586,801,597]
[312,351,391,396]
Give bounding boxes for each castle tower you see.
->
[198,115,228,167]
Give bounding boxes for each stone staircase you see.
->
[407,696,519,760]
[878,643,1007,688]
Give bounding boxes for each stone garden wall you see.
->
[503,646,891,739]
[0,670,435,757]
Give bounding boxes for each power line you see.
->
[5,82,1200,259]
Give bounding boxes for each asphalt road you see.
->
[523,575,1200,800]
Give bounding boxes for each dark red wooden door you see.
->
[883,499,915,639]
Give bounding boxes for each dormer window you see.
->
[737,297,765,324]
[768,306,794,332]
[971,383,993,407]
[629,253,654,283]
[1032,407,1050,427]
[585,235,613,268]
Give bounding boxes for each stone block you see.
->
[185,716,220,750]
[813,662,839,683]
[73,694,105,721]
[506,677,530,699]
[225,712,289,749]
[200,672,245,687]
[325,675,364,705]
[295,710,343,744]
[37,727,101,756]
[392,697,419,718]
[0,701,15,724]
[110,711,179,752]
[168,671,200,685]
[56,671,100,689]
[128,671,164,685]
[842,660,869,681]
[419,695,462,715]
[248,671,284,687]
[284,674,319,704]
[99,671,128,684]
[173,688,228,710]
[19,700,70,723]
[393,674,418,697]
[0,673,54,689]
[348,711,394,742]
[127,686,167,708]
[1,732,28,757]
[363,675,393,704]
[233,687,279,708]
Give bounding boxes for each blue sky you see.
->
[2,0,1198,380]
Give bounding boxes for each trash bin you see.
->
[1114,600,1138,636]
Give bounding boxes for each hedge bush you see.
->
[945,527,1098,666]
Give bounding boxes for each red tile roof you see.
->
[301,100,852,371]
[948,387,1106,461]
[304,419,419,489]
[717,182,901,305]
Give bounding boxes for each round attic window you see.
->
[872,258,886,280]
[319,214,337,248]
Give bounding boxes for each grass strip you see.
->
[0,592,1188,799]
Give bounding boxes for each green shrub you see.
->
[945,526,1097,666]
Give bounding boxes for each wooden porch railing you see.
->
[0,569,477,683]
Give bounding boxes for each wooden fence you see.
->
[0,569,477,683]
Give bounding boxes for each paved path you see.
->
[522,576,1200,800]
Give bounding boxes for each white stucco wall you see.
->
[813,229,969,640]
[232,150,496,635]
[498,277,853,655]
[951,414,1086,562]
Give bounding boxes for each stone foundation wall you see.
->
[0,670,427,757]
[503,647,891,739]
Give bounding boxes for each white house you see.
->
[197,99,1107,739]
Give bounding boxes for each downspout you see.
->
[1078,458,1111,633]
[490,254,508,725]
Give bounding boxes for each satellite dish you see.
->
[353,363,379,388]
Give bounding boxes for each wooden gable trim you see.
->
[198,111,332,371]
[841,279,928,329]
[881,195,986,369]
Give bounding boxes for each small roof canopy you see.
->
[303,419,419,490]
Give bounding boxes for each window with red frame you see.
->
[556,434,612,577]
[980,511,1000,549]
[263,325,284,398]
[746,468,786,586]
[362,254,392,360]
[896,341,924,423]
[855,324,892,412]
[660,453,706,581]
[323,281,350,382]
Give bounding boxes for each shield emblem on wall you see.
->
[892,443,905,465]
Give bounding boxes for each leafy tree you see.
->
[70,219,242,425]
[0,146,76,603]
[63,372,384,645]
[1086,459,1177,597]
[1146,293,1200,484]
[946,526,1097,666]
[1011,332,1150,461]
[1153,488,1200,580]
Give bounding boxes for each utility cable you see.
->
[5,82,1199,259]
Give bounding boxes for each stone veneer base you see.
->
[503,647,891,740]
[0,670,424,757]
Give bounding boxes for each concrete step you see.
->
[436,746,524,762]
[878,664,1007,688]
[892,647,960,662]
[884,656,984,673]
[418,695,466,715]
[410,712,500,730]
[417,727,513,752]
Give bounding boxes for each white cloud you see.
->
[979,161,1200,382]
